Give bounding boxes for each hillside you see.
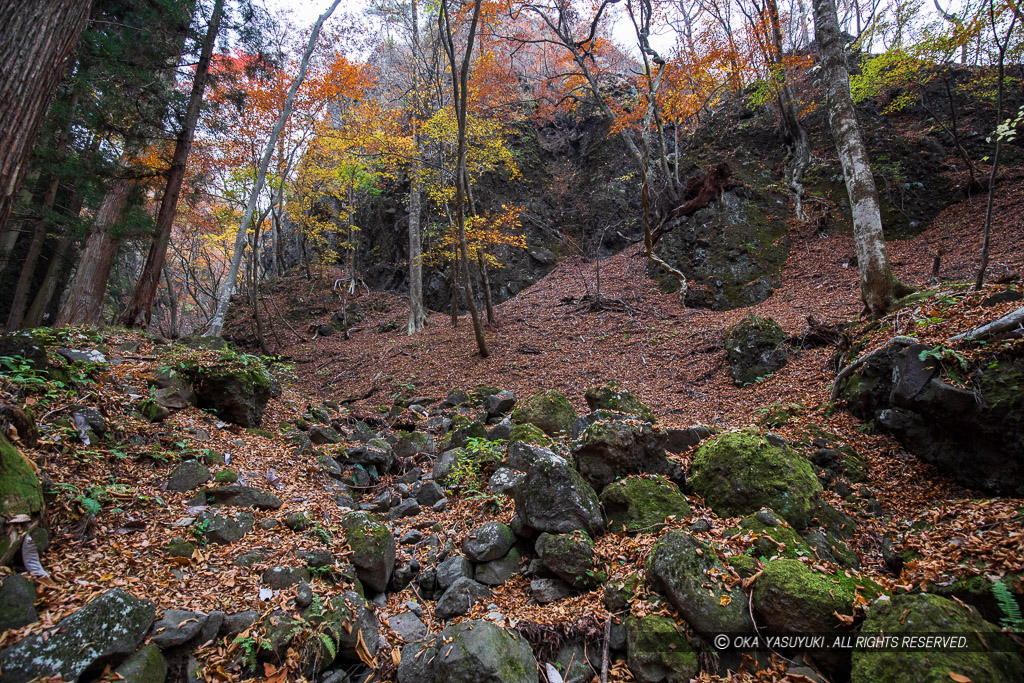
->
[0,170,1022,682]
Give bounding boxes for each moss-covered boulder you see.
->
[724,315,788,387]
[0,575,37,632]
[301,591,380,674]
[584,382,657,422]
[626,615,698,683]
[725,511,812,560]
[0,433,45,565]
[601,475,690,533]
[188,360,279,427]
[513,457,604,535]
[536,531,599,589]
[753,559,882,635]
[690,430,821,528]
[572,417,670,492]
[511,390,577,436]
[647,530,753,634]
[114,644,166,683]
[432,619,538,683]
[340,511,395,593]
[852,593,1024,683]
[507,423,552,449]
[0,589,155,683]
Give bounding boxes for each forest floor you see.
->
[2,170,1023,683]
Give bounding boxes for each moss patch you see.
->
[625,615,698,683]
[601,475,690,533]
[511,389,577,436]
[690,429,821,528]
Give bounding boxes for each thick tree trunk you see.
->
[24,209,80,329]
[163,265,178,338]
[0,0,93,236]
[812,0,910,316]
[478,250,494,324]
[121,0,223,329]
[54,178,130,326]
[205,0,341,337]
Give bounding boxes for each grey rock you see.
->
[431,498,448,512]
[202,511,254,545]
[398,641,438,683]
[0,575,37,631]
[488,467,525,495]
[310,426,343,445]
[167,460,210,493]
[435,576,490,619]
[664,426,714,453]
[389,498,421,519]
[341,439,394,472]
[416,481,446,506]
[389,612,428,643]
[114,644,166,683]
[463,522,515,562]
[571,417,669,492]
[514,458,604,535]
[433,620,537,683]
[340,511,395,593]
[436,556,474,591]
[0,589,154,683]
[530,578,574,604]
[507,442,562,472]
[207,484,282,510]
[401,529,423,545]
[220,611,258,637]
[484,390,516,417]
[296,581,314,608]
[263,566,311,589]
[475,548,521,586]
[58,348,106,364]
[72,406,107,435]
[151,609,208,648]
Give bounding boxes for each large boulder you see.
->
[753,558,882,637]
[723,315,788,386]
[114,644,166,683]
[0,589,155,683]
[690,430,821,529]
[852,593,1024,683]
[646,530,752,635]
[584,381,657,422]
[463,522,515,562]
[513,457,604,535]
[511,390,577,436]
[626,615,698,683]
[572,417,670,492]
[190,361,279,427]
[206,484,282,510]
[601,475,690,534]
[340,511,395,593]
[535,531,598,589]
[304,591,380,669]
[435,576,491,619]
[434,620,537,683]
[839,344,1024,495]
[0,433,45,565]
[0,575,37,631]
[725,511,813,561]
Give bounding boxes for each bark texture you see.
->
[812,0,908,315]
[54,178,130,326]
[0,0,93,235]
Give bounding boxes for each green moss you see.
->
[726,554,759,579]
[725,513,811,560]
[977,358,1024,423]
[511,389,577,436]
[853,593,1024,683]
[508,423,552,448]
[690,429,822,528]
[625,615,698,683]
[724,315,787,386]
[584,381,657,422]
[214,469,238,483]
[0,434,43,520]
[754,559,883,634]
[601,475,690,533]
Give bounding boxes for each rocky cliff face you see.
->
[314,65,1021,313]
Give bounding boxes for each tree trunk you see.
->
[54,178,130,326]
[812,0,910,316]
[0,0,93,237]
[205,0,342,337]
[121,0,224,328]
[439,0,488,357]
[478,249,494,324]
[163,265,179,338]
[406,0,427,335]
[24,214,79,328]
